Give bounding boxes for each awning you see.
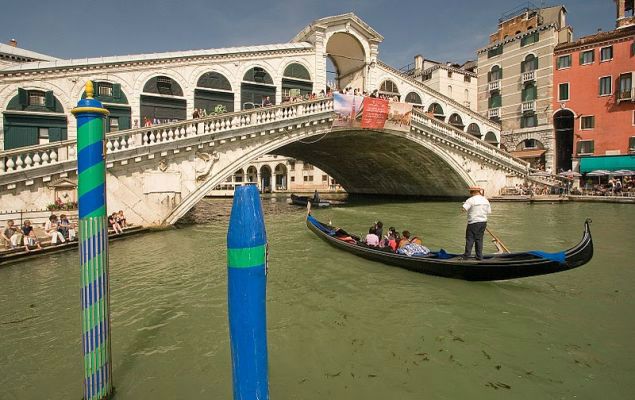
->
[579,155,635,173]
[510,149,546,159]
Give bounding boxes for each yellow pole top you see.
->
[85,81,94,99]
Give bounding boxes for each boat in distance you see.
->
[306,215,593,281]
[290,194,331,208]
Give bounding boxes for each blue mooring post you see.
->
[227,185,269,399]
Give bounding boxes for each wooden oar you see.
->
[486,227,510,254]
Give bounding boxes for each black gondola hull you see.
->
[306,216,593,281]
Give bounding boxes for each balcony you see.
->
[488,108,501,119]
[617,89,633,102]
[521,70,535,83]
[521,100,536,113]
[488,80,501,91]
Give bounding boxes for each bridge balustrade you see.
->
[0,98,333,179]
[410,109,529,175]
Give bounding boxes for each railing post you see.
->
[71,81,114,400]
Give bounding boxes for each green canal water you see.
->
[1,198,634,399]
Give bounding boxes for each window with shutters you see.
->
[487,46,503,58]
[28,91,46,106]
[488,93,501,108]
[558,83,570,101]
[322,175,328,182]
[98,83,113,97]
[489,66,502,82]
[600,46,613,62]
[580,50,594,65]
[557,55,571,69]
[580,116,595,130]
[630,136,635,152]
[618,73,633,100]
[520,31,539,47]
[599,76,612,96]
[520,113,537,128]
[522,84,537,101]
[577,140,594,155]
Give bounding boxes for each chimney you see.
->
[414,54,423,73]
[8,39,17,47]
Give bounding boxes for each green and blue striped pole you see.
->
[71,81,113,400]
[227,184,269,399]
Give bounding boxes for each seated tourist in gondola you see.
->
[364,227,380,247]
[398,230,422,248]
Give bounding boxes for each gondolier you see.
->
[462,186,491,260]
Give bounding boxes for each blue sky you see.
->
[0,0,614,69]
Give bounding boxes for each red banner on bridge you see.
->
[332,93,412,132]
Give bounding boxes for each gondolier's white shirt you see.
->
[463,194,491,224]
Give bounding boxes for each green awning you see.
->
[579,155,635,173]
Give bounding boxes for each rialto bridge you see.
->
[0,14,533,226]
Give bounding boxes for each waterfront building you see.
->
[477,4,572,170]
[400,55,478,115]
[552,1,635,173]
[210,155,342,195]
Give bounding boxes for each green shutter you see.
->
[92,81,99,97]
[579,52,584,64]
[489,94,501,108]
[499,68,503,79]
[49,127,63,142]
[18,88,27,106]
[45,91,55,109]
[113,83,121,99]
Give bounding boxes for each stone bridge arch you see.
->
[162,126,478,225]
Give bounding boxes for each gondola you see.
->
[306,214,593,281]
[290,194,331,208]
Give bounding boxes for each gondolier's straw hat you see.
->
[468,186,483,193]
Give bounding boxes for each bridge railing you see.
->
[0,98,334,177]
[410,109,529,174]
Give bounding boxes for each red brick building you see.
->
[552,1,634,174]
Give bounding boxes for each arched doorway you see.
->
[405,92,422,105]
[195,71,234,114]
[282,63,313,102]
[448,113,464,130]
[246,166,258,184]
[379,79,400,100]
[466,123,481,138]
[428,103,445,121]
[325,32,366,91]
[140,76,186,123]
[260,165,272,193]
[241,67,275,110]
[83,81,131,132]
[513,138,546,169]
[274,163,287,191]
[554,109,574,172]
[3,88,67,149]
[484,131,499,147]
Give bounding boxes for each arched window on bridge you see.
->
[241,67,275,110]
[427,103,445,121]
[466,123,481,138]
[141,76,187,123]
[274,163,288,190]
[379,79,400,100]
[448,113,464,130]
[259,164,272,193]
[282,63,313,102]
[195,72,234,114]
[484,131,499,147]
[404,92,422,105]
[83,81,131,132]
[3,88,67,149]
[234,168,245,183]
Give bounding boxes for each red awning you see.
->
[510,149,546,159]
